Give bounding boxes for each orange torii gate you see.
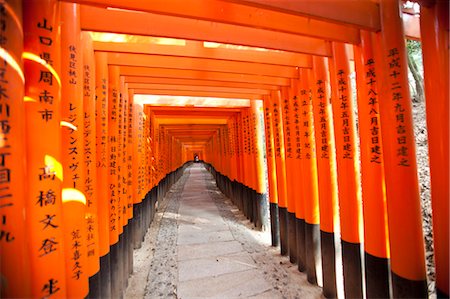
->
[1,0,448,298]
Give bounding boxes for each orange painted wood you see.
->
[94,51,110,256]
[224,0,380,30]
[79,5,331,56]
[81,31,101,276]
[270,90,288,209]
[377,0,426,281]
[107,65,120,245]
[60,4,89,296]
[0,0,31,297]
[298,69,320,225]
[65,0,360,43]
[311,56,338,234]
[353,31,390,259]
[94,41,311,68]
[107,53,298,78]
[119,66,290,86]
[329,42,363,244]
[24,0,67,297]
[262,96,278,204]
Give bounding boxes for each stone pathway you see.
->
[126,163,323,299]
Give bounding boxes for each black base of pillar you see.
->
[296,218,306,272]
[305,222,320,285]
[256,193,268,231]
[364,251,391,298]
[123,226,129,290]
[321,230,337,298]
[288,212,297,263]
[99,254,111,299]
[128,223,133,275]
[391,271,428,298]
[88,270,101,299]
[110,242,123,299]
[270,202,280,247]
[341,240,363,298]
[279,207,288,256]
[133,203,142,249]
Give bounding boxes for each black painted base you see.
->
[288,212,297,263]
[321,230,337,298]
[269,202,280,247]
[341,240,363,298]
[296,218,306,272]
[391,271,428,298]
[365,251,390,298]
[110,242,121,298]
[256,193,268,231]
[278,207,289,256]
[88,270,101,299]
[99,253,111,299]
[437,287,449,299]
[305,222,320,284]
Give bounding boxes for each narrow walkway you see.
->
[126,164,323,299]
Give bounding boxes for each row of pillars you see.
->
[262,2,448,298]
[198,1,449,298]
[1,0,191,298]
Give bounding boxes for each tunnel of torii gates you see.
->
[0,0,448,298]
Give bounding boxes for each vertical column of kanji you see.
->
[131,89,143,249]
[249,105,257,192]
[127,88,134,224]
[108,65,121,298]
[420,2,449,297]
[116,78,124,237]
[378,1,427,296]
[262,96,279,247]
[289,79,306,272]
[271,90,289,256]
[311,56,339,299]
[94,51,111,298]
[81,31,101,297]
[23,1,67,298]
[60,4,88,297]
[298,69,321,285]
[124,83,134,278]
[234,113,242,187]
[149,110,155,192]
[251,99,268,231]
[242,108,252,220]
[118,76,129,290]
[240,109,248,189]
[353,31,390,298]
[329,42,364,299]
[0,1,30,298]
[227,117,236,203]
[281,86,297,264]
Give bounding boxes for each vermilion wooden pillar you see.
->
[354,31,391,298]
[378,0,427,296]
[0,1,31,297]
[329,42,364,298]
[298,69,321,285]
[263,95,280,247]
[271,90,289,256]
[281,85,298,264]
[60,4,89,297]
[311,56,339,299]
[24,0,67,297]
[81,31,101,297]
